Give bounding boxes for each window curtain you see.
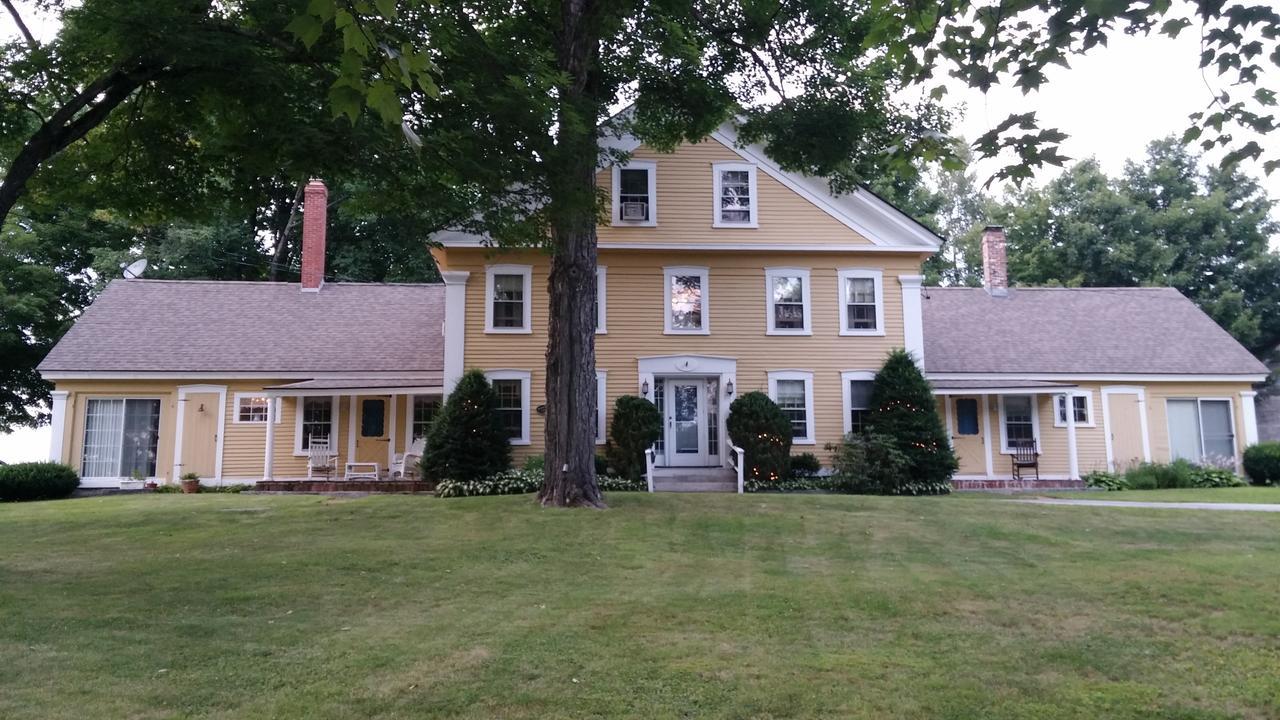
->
[1199,400,1235,461]
[83,399,125,477]
[1166,399,1202,462]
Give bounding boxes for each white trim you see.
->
[997,394,1041,455]
[982,395,994,478]
[933,386,1076,396]
[266,385,440,398]
[596,370,608,445]
[48,391,68,463]
[764,267,812,335]
[663,266,710,335]
[1240,390,1259,446]
[928,372,1269,383]
[263,390,275,481]
[173,385,227,483]
[42,371,453,381]
[438,238,927,253]
[711,162,759,228]
[840,370,876,436]
[637,354,737,469]
[387,395,398,471]
[768,370,816,445]
[484,264,532,334]
[1052,390,1096,428]
[347,395,357,460]
[836,268,885,336]
[1101,386,1152,472]
[485,369,532,445]
[231,393,282,425]
[1062,392,1080,481]
[292,395,341,456]
[1165,396,1239,467]
[610,160,657,227]
[898,274,925,366]
[596,266,607,334]
[441,270,470,395]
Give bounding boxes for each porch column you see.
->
[1063,392,1079,481]
[48,391,69,463]
[387,394,398,471]
[981,395,994,479]
[263,394,276,481]
[348,395,358,461]
[1240,390,1259,446]
[898,275,926,368]
[441,271,471,396]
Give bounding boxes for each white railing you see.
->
[728,443,745,494]
[644,446,656,493]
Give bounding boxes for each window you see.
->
[233,394,280,424]
[1167,398,1236,464]
[82,398,161,478]
[999,395,1038,453]
[298,397,335,451]
[486,370,531,445]
[484,265,532,333]
[955,398,980,435]
[841,372,875,436]
[765,268,812,335]
[360,399,386,437]
[712,163,758,227]
[611,161,656,226]
[664,266,709,334]
[595,267,607,334]
[837,269,884,336]
[411,396,440,442]
[595,371,607,444]
[768,371,815,445]
[1054,392,1094,427]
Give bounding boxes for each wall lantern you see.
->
[641,380,650,397]
[725,379,735,397]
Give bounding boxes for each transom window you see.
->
[837,269,884,335]
[486,370,531,445]
[612,162,656,226]
[82,398,161,479]
[765,268,811,334]
[664,267,709,334]
[1000,395,1038,453]
[485,265,532,333]
[411,397,440,442]
[712,163,758,228]
[1054,393,1094,427]
[769,371,815,445]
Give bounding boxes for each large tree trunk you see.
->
[539,0,604,508]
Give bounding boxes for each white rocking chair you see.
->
[306,437,338,481]
[391,438,426,480]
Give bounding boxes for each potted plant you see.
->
[120,468,146,491]
[179,472,201,494]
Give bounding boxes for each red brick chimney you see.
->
[300,179,328,292]
[982,225,1008,297]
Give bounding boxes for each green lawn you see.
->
[2,493,1279,719]
[1041,487,1280,504]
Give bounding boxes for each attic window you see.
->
[612,161,656,226]
[713,163,758,228]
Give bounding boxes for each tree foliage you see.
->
[420,369,512,483]
[604,395,661,483]
[864,350,957,494]
[726,392,793,484]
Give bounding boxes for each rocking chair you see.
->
[1010,439,1039,482]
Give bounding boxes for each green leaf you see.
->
[367,80,403,125]
[1254,88,1277,106]
[306,0,336,22]
[328,83,364,124]
[284,15,324,49]
[375,0,398,19]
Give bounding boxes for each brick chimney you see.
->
[982,225,1008,297]
[300,179,328,292]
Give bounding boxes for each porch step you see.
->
[651,468,738,493]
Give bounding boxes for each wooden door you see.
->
[1106,391,1146,471]
[180,392,219,478]
[355,397,391,466]
[950,396,986,475]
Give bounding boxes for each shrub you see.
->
[1083,470,1127,491]
[863,350,957,494]
[595,454,609,476]
[826,432,922,494]
[523,455,545,472]
[0,462,79,502]
[1243,442,1280,486]
[788,452,822,478]
[726,391,792,484]
[745,474,842,493]
[1123,460,1197,490]
[436,468,645,498]
[1187,465,1246,488]
[420,370,512,483]
[604,395,661,481]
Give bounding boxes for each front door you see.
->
[665,379,708,466]
[950,396,987,476]
[179,392,219,478]
[355,396,391,466]
[1105,390,1147,471]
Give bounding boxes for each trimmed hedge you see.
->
[726,391,792,483]
[1088,462,1247,491]
[605,395,662,481]
[1243,442,1280,486]
[436,469,646,498]
[0,462,79,501]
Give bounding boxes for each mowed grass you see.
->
[1042,487,1280,504]
[2,493,1279,719]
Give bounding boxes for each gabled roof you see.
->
[39,280,444,376]
[923,287,1269,377]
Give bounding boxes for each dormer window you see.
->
[712,162,758,228]
[611,161,656,226]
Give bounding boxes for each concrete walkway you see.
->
[1011,498,1280,513]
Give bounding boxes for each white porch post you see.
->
[441,271,471,396]
[1064,393,1079,481]
[898,274,926,368]
[347,395,358,461]
[1240,390,1259,447]
[47,389,68,461]
[981,395,994,479]
[387,394,398,471]
[263,393,276,481]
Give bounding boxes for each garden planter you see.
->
[180,479,200,494]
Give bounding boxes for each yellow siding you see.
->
[596,139,874,247]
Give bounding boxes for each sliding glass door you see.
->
[1166,398,1235,464]
[83,399,162,479]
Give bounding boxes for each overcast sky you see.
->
[1,11,1276,461]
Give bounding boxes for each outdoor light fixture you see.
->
[641,380,650,397]
[726,380,735,396]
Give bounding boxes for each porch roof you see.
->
[930,378,1077,395]
[264,375,442,396]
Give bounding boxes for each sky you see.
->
[0,9,1276,462]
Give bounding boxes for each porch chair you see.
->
[1010,439,1039,483]
[390,438,426,480]
[306,437,338,481]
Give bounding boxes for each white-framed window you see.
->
[486,370,531,445]
[81,397,162,479]
[596,266,607,334]
[595,370,608,445]
[410,396,441,442]
[837,268,885,336]
[712,162,758,228]
[233,393,281,424]
[294,396,339,454]
[765,267,812,335]
[840,370,876,436]
[999,394,1040,454]
[484,264,532,333]
[1054,391,1095,428]
[1167,397,1236,464]
[611,161,657,226]
[768,370,815,445]
[664,266,710,334]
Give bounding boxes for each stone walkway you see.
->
[1011,498,1280,513]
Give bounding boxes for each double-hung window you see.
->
[82,398,162,479]
[1167,398,1235,464]
[999,395,1038,453]
[664,266,709,334]
[612,161,656,226]
[1054,392,1094,427]
[411,396,440,442]
[297,397,336,451]
[837,269,884,335]
[485,265,532,333]
[840,372,875,436]
[712,163,758,228]
[486,370,531,445]
[768,371,815,445]
[765,268,812,335]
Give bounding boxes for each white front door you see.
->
[664,378,709,466]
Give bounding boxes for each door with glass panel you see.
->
[950,396,986,475]
[664,378,708,466]
[82,398,163,480]
[355,396,391,465]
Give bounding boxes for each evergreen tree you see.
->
[726,392,792,483]
[866,350,957,494]
[604,395,661,482]
[420,370,511,483]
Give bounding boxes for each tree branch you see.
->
[1,0,38,49]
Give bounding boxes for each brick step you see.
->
[252,480,434,494]
[953,478,1087,492]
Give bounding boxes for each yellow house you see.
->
[38,127,1268,491]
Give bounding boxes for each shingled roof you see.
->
[923,287,1268,376]
[39,280,444,375]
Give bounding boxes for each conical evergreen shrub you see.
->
[865,349,957,494]
[420,369,512,483]
[726,391,792,482]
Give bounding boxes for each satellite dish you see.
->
[121,258,148,279]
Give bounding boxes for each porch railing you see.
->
[728,443,745,494]
[644,445,656,493]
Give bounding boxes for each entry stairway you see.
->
[650,467,739,493]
